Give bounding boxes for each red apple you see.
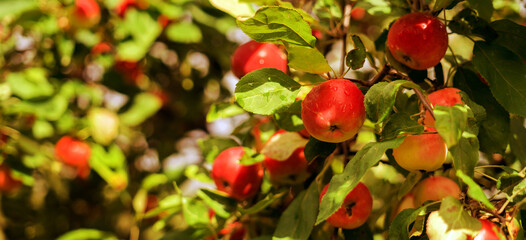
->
[387,12,448,70]
[301,79,365,143]
[413,176,461,206]
[0,164,22,193]
[467,219,506,240]
[55,136,91,178]
[423,87,464,127]
[351,7,366,20]
[392,131,448,172]
[71,0,101,28]
[263,130,309,183]
[211,147,264,201]
[114,60,144,84]
[205,222,246,240]
[319,182,373,229]
[250,117,275,152]
[115,0,149,17]
[231,40,288,79]
[91,42,112,56]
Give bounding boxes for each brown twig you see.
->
[339,1,352,77]
[414,87,435,120]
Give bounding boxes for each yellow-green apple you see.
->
[392,130,448,172]
[211,147,264,201]
[423,87,464,127]
[70,0,101,28]
[413,176,461,206]
[231,40,287,79]
[263,130,309,183]
[0,164,22,193]
[387,12,448,70]
[396,193,416,214]
[301,79,366,143]
[88,108,119,146]
[468,219,506,240]
[55,136,91,179]
[319,182,373,229]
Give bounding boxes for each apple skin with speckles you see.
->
[387,12,448,70]
[301,79,365,143]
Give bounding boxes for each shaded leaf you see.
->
[491,19,526,61]
[274,101,304,132]
[457,170,494,210]
[304,137,337,162]
[346,35,366,70]
[364,80,422,123]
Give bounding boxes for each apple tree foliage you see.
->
[0,0,525,239]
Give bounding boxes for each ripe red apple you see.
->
[211,147,264,201]
[115,0,149,17]
[205,222,246,240]
[468,219,506,240]
[301,79,366,143]
[71,0,101,28]
[0,164,22,193]
[387,12,448,70]
[263,130,309,183]
[231,40,288,79]
[114,60,144,84]
[392,131,448,172]
[91,42,112,56]
[423,87,464,127]
[55,136,91,178]
[413,176,461,206]
[319,182,373,229]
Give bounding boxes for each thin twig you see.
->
[414,87,435,120]
[340,1,352,77]
[366,64,390,86]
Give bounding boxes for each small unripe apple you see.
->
[387,12,448,70]
[423,87,464,127]
[263,130,309,183]
[231,40,287,79]
[319,182,373,229]
[71,0,101,28]
[211,147,264,201]
[392,132,448,172]
[88,108,119,146]
[468,219,506,240]
[0,164,22,193]
[351,7,366,20]
[55,136,91,178]
[301,79,365,143]
[413,176,461,206]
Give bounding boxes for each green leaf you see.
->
[364,80,422,124]
[473,41,526,117]
[456,170,495,210]
[346,35,366,70]
[389,202,440,240]
[196,190,231,218]
[235,68,301,115]
[0,0,38,18]
[4,95,68,121]
[182,199,210,227]
[209,0,254,17]
[141,173,169,191]
[116,10,162,61]
[6,68,54,100]
[206,102,245,122]
[448,8,497,41]
[467,0,493,21]
[450,133,480,178]
[497,173,526,202]
[436,196,482,236]
[491,20,526,61]
[304,137,337,162]
[316,138,404,225]
[434,105,471,147]
[119,93,163,127]
[239,147,265,165]
[261,131,308,161]
[274,101,304,132]
[273,181,319,240]
[510,116,526,166]
[56,229,118,240]
[166,22,202,43]
[381,112,424,140]
[454,67,509,154]
[342,224,373,240]
[237,6,316,47]
[286,45,332,74]
[240,191,286,215]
